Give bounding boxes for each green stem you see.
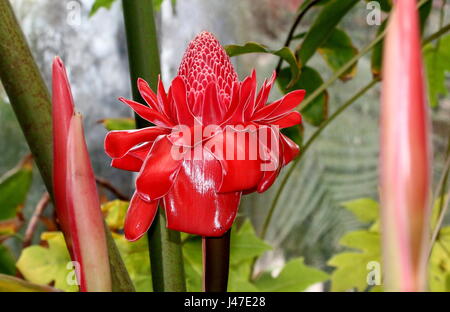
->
[147,208,186,291]
[275,0,322,74]
[423,23,450,45]
[202,231,231,292]
[122,0,186,292]
[0,0,53,193]
[260,78,379,239]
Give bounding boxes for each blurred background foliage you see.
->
[0,0,450,291]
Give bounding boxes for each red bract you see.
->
[105,32,305,240]
[53,57,111,291]
[380,0,431,291]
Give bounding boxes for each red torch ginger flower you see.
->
[105,32,305,240]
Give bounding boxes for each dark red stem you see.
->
[202,230,231,292]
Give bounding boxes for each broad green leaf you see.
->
[253,258,328,292]
[89,0,117,17]
[225,42,300,88]
[100,118,136,131]
[340,198,379,223]
[0,156,33,238]
[424,35,450,108]
[0,274,60,292]
[297,0,358,66]
[0,156,33,221]
[113,233,152,292]
[328,230,382,292]
[277,66,328,126]
[0,245,15,275]
[230,220,271,266]
[102,200,129,230]
[16,232,78,292]
[318,28,358,81]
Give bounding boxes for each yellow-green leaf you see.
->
[254,258,328,292]
[16,232,78,292]
[102,200,129,230]
[0,274,60,292]
[100,118,136,131]
[341,198,379,223]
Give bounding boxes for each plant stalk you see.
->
[202,231,231,292]
[122,0,186,292]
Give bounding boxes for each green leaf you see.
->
[16,232,79,292]
[102,200,129,231]
[113,233,152,292]
[277,66,328,126]
[100,118,136,131]
[297,0,358,66]
[254,258,328,292]
[225,42,300,88]
[0,156,33,221]
[0,274,60,292]
[89,0,117,17]
[0,156,33,238]
[318,28,358,81]
[429,226,450,291]
[0,245,15,275]
[341,198,379,223]
[328,230,382,292]
[230,220,271,266]
[424,35,450,108]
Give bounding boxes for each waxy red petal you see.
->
[137,78,160,112]
[124,192,159,242]
[280,134,300,166]
[104,127,167,159]
[265,111,302,129]
[136,136,183,201]
[119,97,175,128]
[206,129,263,193]
[163,146,241,237]
[254,71,276,113]
[253,89,305,121]
[110,142,153,172]
[201,82,225,125]
[171,76,195,126]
